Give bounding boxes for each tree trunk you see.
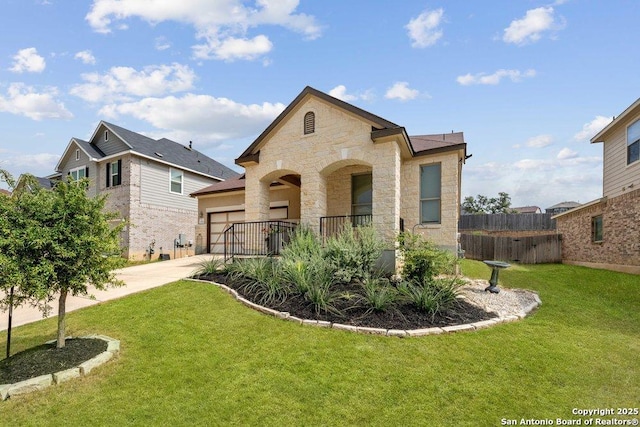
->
[57,289,67,348]
[6,285,14,358]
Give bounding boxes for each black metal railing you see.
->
[223,220,298,261]
[319,215,372,241]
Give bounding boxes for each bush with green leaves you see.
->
[279,225,323,262]
[324,224,384,283]
[358,275,401,314]
[398,276,463,319]
[194,257,224,277]
[226,258,288,306]
[397,232,458,282]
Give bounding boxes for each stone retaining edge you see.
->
[188,278,542,338]
[1,335,120,401]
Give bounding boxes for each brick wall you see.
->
[556,188,640,273]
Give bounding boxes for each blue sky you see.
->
[0,0,638,209]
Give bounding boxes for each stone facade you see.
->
[556,188,640,274]
[238,92,463,253]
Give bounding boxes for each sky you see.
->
[0,0,638,210]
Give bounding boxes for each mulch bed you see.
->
[0,338,107,384]
[198,273,496,330]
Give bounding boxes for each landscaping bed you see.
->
[198,272,496,330]
[0,338,107,384]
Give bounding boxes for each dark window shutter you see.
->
[106,163,111,187]
[116,159,122,185]
[85,166,89,178]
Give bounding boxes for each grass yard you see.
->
[1,260,638,426]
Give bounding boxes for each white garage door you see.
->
[208,207,288,254]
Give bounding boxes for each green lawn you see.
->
[1,261,638,426]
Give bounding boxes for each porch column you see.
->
[372,143,401,247]
[300,172,326,235]
[244,168,270,222]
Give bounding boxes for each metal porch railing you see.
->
[223,220,298,262]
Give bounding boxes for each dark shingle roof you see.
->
[101,122,239,180]
[409,133,466,155]
[190,174,246,196]
[75,138,106,159]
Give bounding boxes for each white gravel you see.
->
[459,278,541,318]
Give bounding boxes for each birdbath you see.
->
[482,260,511,294]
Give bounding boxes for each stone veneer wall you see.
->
[400,153,461,252]
[556,188,640,274]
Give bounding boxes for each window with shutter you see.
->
[106,160,122,187]
[304,111,315,135]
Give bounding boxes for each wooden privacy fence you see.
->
[460,233,562,264]
[459,213,556,231]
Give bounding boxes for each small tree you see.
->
[42,178,127,348]
[462,192,515,214]
[1,171,126,349]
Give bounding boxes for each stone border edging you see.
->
[0,335,120,401]
[188,279,542,337]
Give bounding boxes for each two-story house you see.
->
[555,98,640,274]
[54,121,239,260]
[191,86,468,269]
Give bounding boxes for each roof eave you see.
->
[590,98,640,144]
[412,142,467,158]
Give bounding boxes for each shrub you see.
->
[279,225,323,262]
[194,257,224,277]
[324,224,384,283]
[399,276,463,319]
[397,232,458,282]
[227,258,288,306]
[358,275,400,314]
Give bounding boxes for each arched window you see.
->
[304,111,315,135]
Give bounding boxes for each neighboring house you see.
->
[546,201,581,215]
[191,86,468,267]
[554,98,640,274]
[512,206,542,214]
[52,121,239,260]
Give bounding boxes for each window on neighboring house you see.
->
[69,166,88,181]
[420,163,441,223]
[628,119,640,165]
[170,168,183,194]
[304,111,315,135]
[351,173,372,216]
[106,159,122,187]
[75,149,80,161]
[592,215,603,243]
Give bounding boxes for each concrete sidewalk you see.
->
[0,254,213,332]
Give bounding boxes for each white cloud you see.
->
[0,83,73,121]
[384,82,419,101]
[86,0,321,61]
[557,147,578,159]
[155,36,171,51]
[197,35,273,61]
[574,115,613,142]
[457,69,536,86]
[74,50,96,65]
[10,48,46,73]
[503,7,563,45]
[405,8,444,48]
[70,63,196,103]
[526,134,553,148]
[328,85,374,102]
[99,93,286,144]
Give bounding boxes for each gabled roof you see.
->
[591,98,640,143]
[236,86,466,165]
[102,122,238,180]
[546,201,581,210]
[57,121,239,181]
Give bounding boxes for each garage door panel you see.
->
[209,207,289,254]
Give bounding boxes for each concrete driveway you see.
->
[0,254,214,332]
